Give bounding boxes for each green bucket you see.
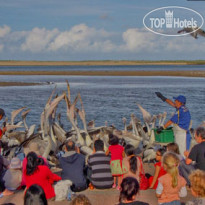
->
[154,127,175,143]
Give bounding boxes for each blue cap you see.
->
[173,95,186,104]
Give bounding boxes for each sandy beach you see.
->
[1,60,205,66]
[0,163,193,205]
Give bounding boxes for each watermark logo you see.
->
[143,6,204,36]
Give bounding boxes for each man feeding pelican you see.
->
[155,93,191,157]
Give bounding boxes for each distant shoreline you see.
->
[0,70,204,77]
[0,61,205,86]
[0,60,205,66]
[0,70,205,87]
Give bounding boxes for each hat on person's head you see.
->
[173,95,186,104]
[24,142,42,156]
[0,108,5,117]
[10,157,22,169]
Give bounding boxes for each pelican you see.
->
[76,93,92,147]
[65,93,84,146]
[11,107,26,125]
[178,27,205,39]
[21,109,31,131]
[136,103,152,123]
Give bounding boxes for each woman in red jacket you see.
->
[24,152,61,200]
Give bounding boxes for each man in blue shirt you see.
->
[156,93,191,156]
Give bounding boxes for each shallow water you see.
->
[0,74,204,130]
[0,64,205,72]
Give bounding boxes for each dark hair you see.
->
[94,139,104,151]
[167,142,180,155]
[26,152,43,176]
[24,184,47,205]
[125,144,135,156]
[108,134,119,145]
[119,177,140,202]
[71,194,92,205]
[125,145,138,174]
[66,140,75,151]
[195,126,205,140]
[157,147,166,156]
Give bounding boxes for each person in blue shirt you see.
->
[155,93,191,156]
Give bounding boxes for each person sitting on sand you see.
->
[184,126,205,171]
[185,169,205,205]
[88,139,113,189]
[2,157,22,197]
[24,152,61,200]
[24,184,48,205]
[118,177,149,205]
[0,153,10,195]
[59,139,87,192]
[122,144,141,181]
[156,152,187,205]
[167,142,194,187]
[22,142,48,187]
[146,147,167,189]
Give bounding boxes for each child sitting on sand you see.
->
[123,144,141,181]
[167,142,194,187]
[106,134,127,190]
[156,152,187,205]
[185,169,205,205]
[146,148,166,189]
[118,177,149,205]
[1,157,22,197]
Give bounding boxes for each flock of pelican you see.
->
[0,81,193,166]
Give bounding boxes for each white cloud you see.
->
[0,23,204,60]
[122,28,157,52]
[121,28,205,56]
[21,27,59,52]
[48,24,114,52]
[0,25,11,38]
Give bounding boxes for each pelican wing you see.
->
[22,109,31,130]
[11,107,26,125]
[197,28,205,37]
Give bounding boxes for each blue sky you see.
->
[0,0,205,61]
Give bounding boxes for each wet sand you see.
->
[0,70,205,77]
[1,60,205,66]
[0,82,40,86]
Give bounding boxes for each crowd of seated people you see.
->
[0,126,205,205]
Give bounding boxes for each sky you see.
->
[0,0,205,61]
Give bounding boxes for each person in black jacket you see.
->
[59,140,87,192]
